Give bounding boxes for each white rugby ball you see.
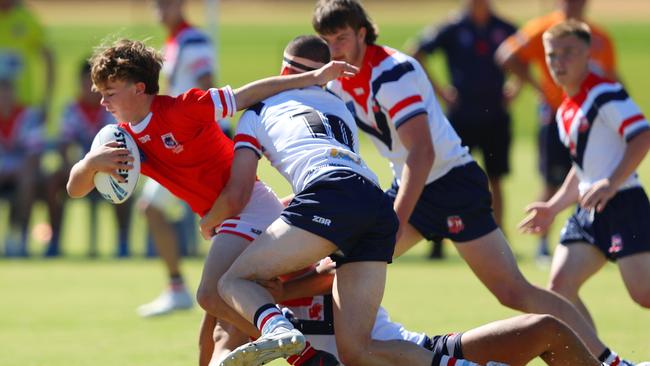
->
[90,124,141,204]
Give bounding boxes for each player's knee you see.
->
[547,273,579,297]
[196,285,227,315]
[337,343,365,366]
[216,274,235,307]
[492,281,530,310]
[526,313,564,333]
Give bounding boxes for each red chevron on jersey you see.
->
[556,72,649,195]
[339,45,394,114]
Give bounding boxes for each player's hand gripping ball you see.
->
[90,124,141,204]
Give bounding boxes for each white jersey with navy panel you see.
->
[326,44,472,185]
[556,72,649,196]
[234,86,378,193]
[162,22,215,96]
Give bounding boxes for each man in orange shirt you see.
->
[496,0,618,261]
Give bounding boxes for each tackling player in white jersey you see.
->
[313,1,638,365]
[209,35,449,366]
[519,20,650,334]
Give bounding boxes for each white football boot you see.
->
[136,287,193,317]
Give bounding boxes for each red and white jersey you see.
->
[234,86,378,193]
[0,105,43,162]
[59,99,116,153]
[327,45,472,185]
[556,73,649,195]
[119,87,236,216]
[161,22,215,96]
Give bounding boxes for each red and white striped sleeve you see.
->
[374,62,427,129]
[209,85,237,120]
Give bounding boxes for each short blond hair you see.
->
[543,19,592,45]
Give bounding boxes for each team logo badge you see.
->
[608,234,624,254]
[161,132,184,154]
[447,215,464,234]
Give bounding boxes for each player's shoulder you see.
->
[176,26,212,46]
[491,13,517,33]
[371,45,418,71]
[244,101,266,117]
[517,11,561,39]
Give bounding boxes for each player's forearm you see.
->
[66,159,97,198]
[394,146,434,224]
[499,55,541,93]
[281,272,335,302]
[204,185,251,228]
[608,129,650,189]
[547,167,580,214]
[203,149,259,229]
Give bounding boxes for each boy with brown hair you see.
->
[66,37,357,365]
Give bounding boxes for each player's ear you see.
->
[134,82,147,95]
[357,27,367,43]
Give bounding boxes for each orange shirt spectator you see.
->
[499,10,616,110]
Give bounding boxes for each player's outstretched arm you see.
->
[519,167,579,234]
[232,61,358,110]
[198,148,259,240]
[66,142,134,198]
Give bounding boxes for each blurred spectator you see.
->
[411,0,516,259]
[496,0,618,262]
[136,0,223,318]
[0,74,44,257]
[0,0,55,118]
[44,60,132,258]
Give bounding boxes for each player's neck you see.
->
[128,94,155,125]
[470,6,491,26]
[353,43,368,68]
[564,70,590,97]
[166,18,186,34]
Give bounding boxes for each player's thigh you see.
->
[332,261,387,347]
[548,242,606,292]
[198,233,251,293]
[460,314,565,366]
[453,229,529,291]
[618,252,650,306]
[394,222,425,258]
[224,218,337,282]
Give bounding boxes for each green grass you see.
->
[2,5,650,366]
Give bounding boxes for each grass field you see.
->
[1,1,650,365]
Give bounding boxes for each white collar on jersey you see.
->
[130,112,153,134]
